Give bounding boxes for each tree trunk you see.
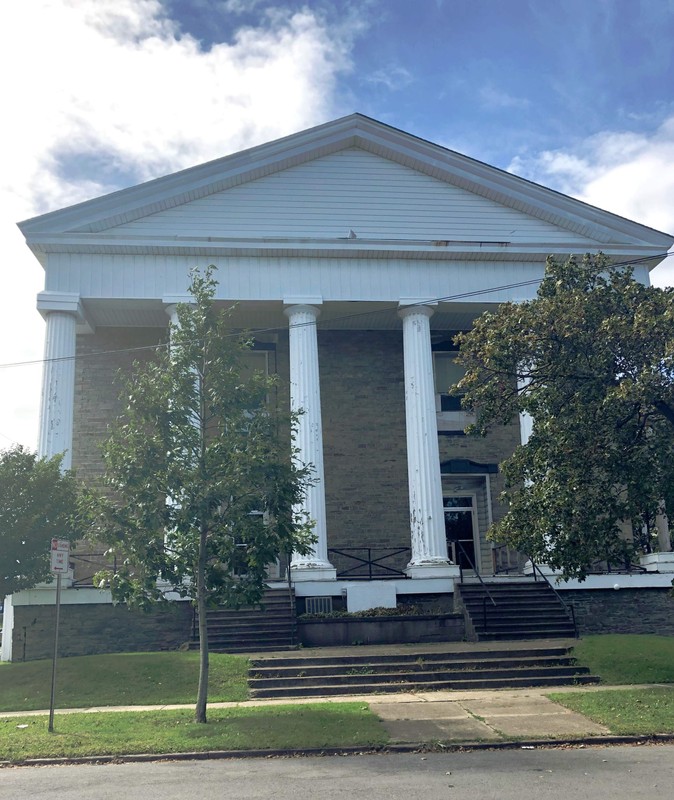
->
[195,528,209,724]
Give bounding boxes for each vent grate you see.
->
[305,596,333,614]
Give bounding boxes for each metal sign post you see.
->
[48,538,70,733]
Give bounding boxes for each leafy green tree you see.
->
[455,253,674,579]
[86,267,314,723]
[0,446,83,600]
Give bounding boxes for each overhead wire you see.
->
[0,250,671,372]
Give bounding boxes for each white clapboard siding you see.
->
[46,252,551,303]
[105,148,599,244]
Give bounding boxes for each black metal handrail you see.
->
[455,541,497,632]
[327,547,410,579]
[528,558,579,639]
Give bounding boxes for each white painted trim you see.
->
[554,574,674,590]
[0,596,15,661]
[283,296,323,306]
[289,577,456,596]
[640,553,674,573]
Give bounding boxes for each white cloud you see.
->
[0,0,358,450]
[364,65,413,91]
[478,84,530,111]
[509,116,674,288]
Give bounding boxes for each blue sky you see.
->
[1,0,673,449]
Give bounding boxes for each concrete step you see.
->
[249,645,573,669]
[249,654,578,679]
[191,588,297,653]
[249,673,599,699]
[247,641,598,699]
[251,665,590,689]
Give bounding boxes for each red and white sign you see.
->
[50,538,70,574]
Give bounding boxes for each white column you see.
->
[517,378,534,445]
[284,304,335,581]
[656,505,671,553]
[37,293,82,471]
[399,305,458,578]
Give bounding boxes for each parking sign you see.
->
[50,538,70,574]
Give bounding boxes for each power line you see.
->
[0,250,671,371]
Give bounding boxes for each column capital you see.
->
[163,296,196,323]
[398,304,435,321]
[284,304,321,320]
[37,291,82,318]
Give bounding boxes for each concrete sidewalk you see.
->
[3,683,670,745]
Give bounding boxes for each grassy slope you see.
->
[549,687,674,735]
[550,635,674,736]
[0,703,387,762]
[0,652,249,712]
[573,635,674,684]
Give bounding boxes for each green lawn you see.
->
[573,635,674,684]
[550,687,674,736]
[0,652,249,712]
[0,703,387,762]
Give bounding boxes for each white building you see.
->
[3,115,673,660]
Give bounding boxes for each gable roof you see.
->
[19,114,674,265]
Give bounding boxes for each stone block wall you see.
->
[71,325,520,573]
[73,327,164,485]
[318,330,410,559]
[11,602,193,662]
[565,588,674,636]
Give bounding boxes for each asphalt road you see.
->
[2,744,673,799]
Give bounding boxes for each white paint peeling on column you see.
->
[284,304,335,580]
[399,305,457,578]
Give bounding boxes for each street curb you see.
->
[4,734,674,768]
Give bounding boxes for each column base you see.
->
[290,564,337,582]
[640,552,674,573]
[405,562,461,579]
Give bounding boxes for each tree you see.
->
[86,267,314,723]
[454,253,674,580]
[0,446,83,600]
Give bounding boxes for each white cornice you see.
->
[22,231,668,265]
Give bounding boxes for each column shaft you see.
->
[284,305,335,580]
[38,312,77,470]
[399,306,456,577]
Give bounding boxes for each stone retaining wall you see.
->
[565,588,674,636]
[11,602,193,662]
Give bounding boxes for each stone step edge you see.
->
[249,667,592,688]
[249,646,574,667]
[249,655,580,677]
[249,674,601,698]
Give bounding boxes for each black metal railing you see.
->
[586,556,647,575]
[491,543,527,575]
[68,551,118,588]
[456,541,497,632]
[327,547,410,579]
[528,557,579,638]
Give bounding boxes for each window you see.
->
[432,351,474,432]
[433,352,465,411]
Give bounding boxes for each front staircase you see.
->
[190,588,297,653]
[248,642,598,699]
[456,580,577,641]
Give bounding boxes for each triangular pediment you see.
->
[96,147,605,247]
[19,114,673,260]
